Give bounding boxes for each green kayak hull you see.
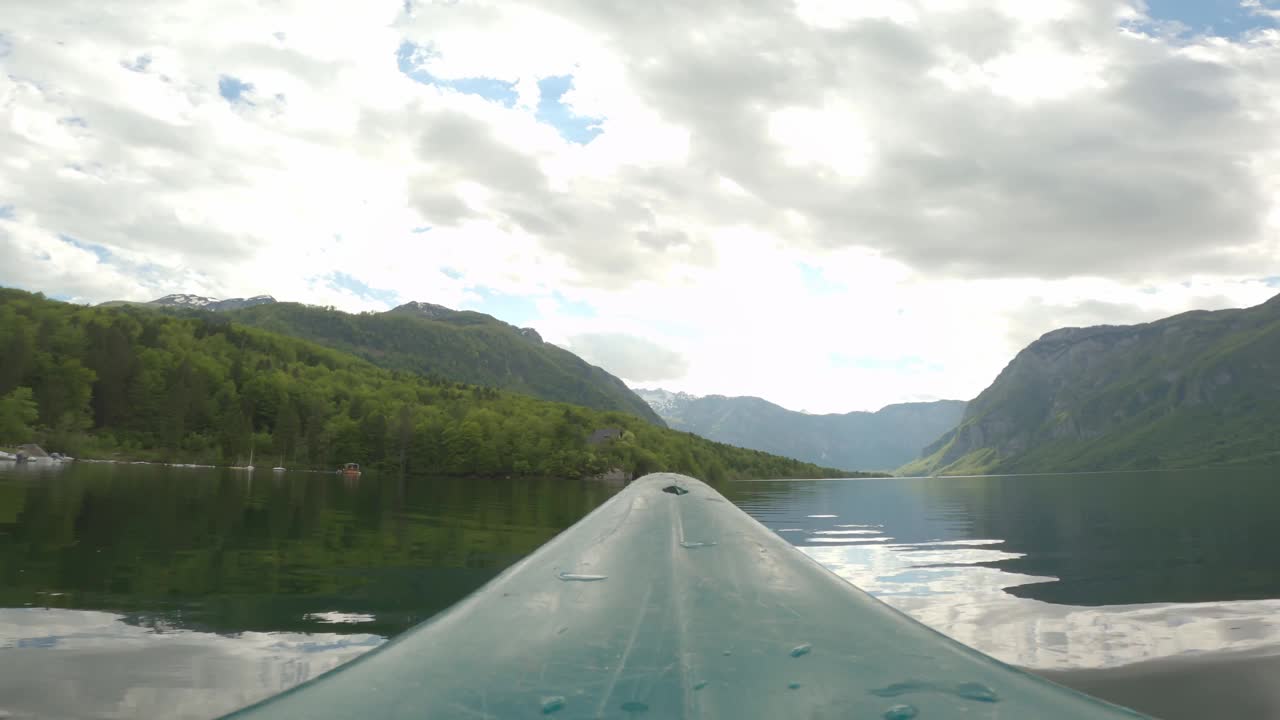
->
[224,473,1148,719]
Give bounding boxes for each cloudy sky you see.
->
[3,0,1280,413]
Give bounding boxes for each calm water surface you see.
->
[1,463,1278,718]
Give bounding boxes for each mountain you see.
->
[216,300,665,425]
[637,388,700,418]
[96,294,663,425]
[1,286,860,481]
[101,293,278,312]
[633,388,967,471]
[900,294,1280,476]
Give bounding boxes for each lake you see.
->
[1,463,1278,719]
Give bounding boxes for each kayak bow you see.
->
[224,473,1147,719]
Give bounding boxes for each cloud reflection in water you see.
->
[0,608,384,719]
[797,537,1280,670]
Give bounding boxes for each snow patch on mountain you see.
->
[155,293,214,307]
[147,294,277,311]
[632,387,700,417]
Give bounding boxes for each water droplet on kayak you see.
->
[723,650,732,656]
[680,540,717,549]
[789,643,812,658]
[883,704,918,719]
[955,682,999,703]
[556,626,568,635]
[693,681,709,690]
[558,572,608,582]
[870,681,930,698]
[620,701,649,713]
[540,696,566,714]
[788,682,802,690]
[662,485,689,495]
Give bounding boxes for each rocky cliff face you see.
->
[906,294,1280,475]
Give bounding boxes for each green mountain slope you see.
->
[901,294,1280,475]
[212,301,665,425]
[1,287,857,482]
[635,389,965,471]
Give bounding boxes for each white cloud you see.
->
[2,0,1280,412]
[793,0,919,28]
[768,104,875,179]
[564,332,689,382]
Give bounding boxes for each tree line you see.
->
[0,288,864,482]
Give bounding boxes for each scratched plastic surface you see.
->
[224,474,1149,719]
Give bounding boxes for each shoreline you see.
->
[1028,647,1280,719]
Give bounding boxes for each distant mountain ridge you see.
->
[634,388,966,471]
[102,294,278,312]
[900,293,1280,475]
[638,388,699,417]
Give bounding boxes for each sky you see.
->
[2,0,1280,414]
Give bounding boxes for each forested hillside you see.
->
[210,301,665,424]
[0,289,857,482]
